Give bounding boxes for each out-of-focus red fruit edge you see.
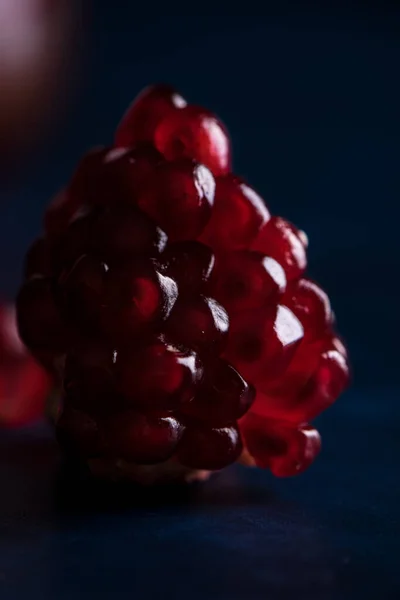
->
[0,303,52,428]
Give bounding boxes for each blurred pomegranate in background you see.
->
[0,303,51,427]
[0,0,79,169]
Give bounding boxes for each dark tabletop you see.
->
[0,4,399,599]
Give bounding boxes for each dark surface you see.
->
[0,4,399,599]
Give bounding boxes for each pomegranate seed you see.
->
[210,251,286,313]
[155,105,231,176]
[200,175,270,250]
[138,159,215,240]
[164,295,229,356]
[283,278,332,341]
[178,422,242,470]
[92,205,168,263]
[161,240,215,295]
[115,340,203,411]
[44,189,78,239]
[251,217,307,281]
[24,237,54,280]
[64,339,117,416]
[225,304,304,390]
[78,145,164,208]
[58,255,108,332]
[183,359,255,425]
[100,259,178,341]
[251,333,349,423]
[240,412,321,476]
[16,277,68,353]
[54,208,99,273]
[115,84,187,147]
[106,411,184,464]
[68,146,109,207]
[56,405,105,458]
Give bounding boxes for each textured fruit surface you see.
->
[0,304,51,428]
[17,83,349,479]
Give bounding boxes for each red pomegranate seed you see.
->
[54,208,99,273]
[155,105,231,176]
[115,84,187,147]
[161,240,215,295]
[106,411,184,464]
[210,251,286,313]
[200,175,270,250]
[240,412,321,477]
[183,359,255,425]
[178,422,242,470]
[68,146,109,207]
[63,338,118,414]
[251,217,307,281]
[164,295,229,356]
[76,145,164,208]
[16,277,68,353]
[115,340,203,411]
[250,333,349,424]
[100,260,178,341]
[56,405,105,458]
[58,255,108,332]
[24,237,54,280]
[92,205,168,263]
[283,278,332,341]
[43,189,78,239]
[224,304,303,390]
[138,159,215,241]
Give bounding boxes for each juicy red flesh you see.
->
[154,105,231,176]
[115,84,187,147]
[137,159,215,241]
[17,83,348,476]
[251,217,307,281]
[177,422,242,470]
[201,175,270,250]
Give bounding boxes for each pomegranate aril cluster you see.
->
[17,84,349,481]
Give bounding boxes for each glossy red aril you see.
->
[100,260,178,341]
[161,240,215,295]
[251,217,307,281]
[107,411,184,464]
[155,105,231,176]
[16,277,68,353]
[225,304,303,389]
[64,340,117,415]
[178,422,242,470]
[183,359,255,425]
[240,412,321,476]
[283,278,332,341]
[211,251,286,313]
[44,189,78,239]
[115,84,187,147]
[115,340,203,411]
[58,255,108,331]
[250,333,349,424]
[165,295,229,355]
[201,175,270,250]
[138,159,215,240]
[92,205,168,263]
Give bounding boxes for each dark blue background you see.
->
[0,4,399,599]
